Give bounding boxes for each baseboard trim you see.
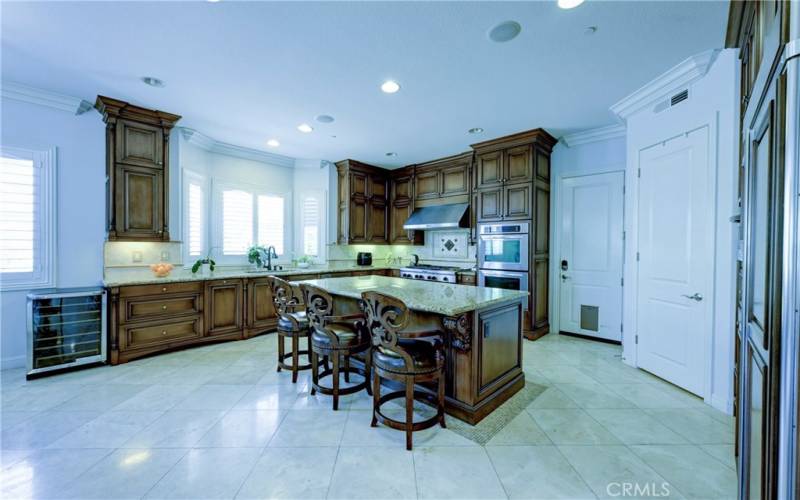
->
[1,355,25,370]
[559,330,622,346]
[710,392,733,415]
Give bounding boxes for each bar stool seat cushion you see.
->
[374,340,439,374]
[277,311,309,332]
[310,324,364,349]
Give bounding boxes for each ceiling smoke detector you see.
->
[385,152,398,157]
[141,76,165,88]
[487,21,521,43]
[315,114,335,123]
[468,127,484,134]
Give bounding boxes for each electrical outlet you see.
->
[161,251,170,262]
[132,251,143,263]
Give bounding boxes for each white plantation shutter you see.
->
[257,195,284,255]
[0,148,55,290]
[187,182,204,257]
[301,196,319,256]
[222,189,253,255]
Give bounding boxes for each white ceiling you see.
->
[1,1,729,168]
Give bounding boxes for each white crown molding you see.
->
[179,127,295,168]
[610,49,720,121]
[1,81,93,115]
[561,124,626,147]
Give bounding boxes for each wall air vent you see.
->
[652,88,689,114]
[671,89,689,106]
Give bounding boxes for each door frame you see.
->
[626,123,719,404]
[551,170,626,339]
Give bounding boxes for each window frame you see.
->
[0,146,57,291]
[210,180,291,265]
[181,169,208,266]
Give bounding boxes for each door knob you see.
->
[682,293,703,301]
[561,274,570,282]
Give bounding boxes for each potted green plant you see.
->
[297,254,314,269]
[191,250,216,276]
[247,245,267,270]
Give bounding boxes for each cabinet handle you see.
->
[161,305,167,310]
[161,330,167,336]
[162,287,167,292]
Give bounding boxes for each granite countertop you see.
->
[292,275,528,316]
[102,263,397,287]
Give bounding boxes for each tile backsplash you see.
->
[327,230,476,268]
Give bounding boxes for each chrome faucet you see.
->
[259,246,278,270]
[411,253,420,266]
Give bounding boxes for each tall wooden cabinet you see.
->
[96,96,181,241]
[727,2,796,499]
[472,129,556,339]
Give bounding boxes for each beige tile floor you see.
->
[0,332,737,499]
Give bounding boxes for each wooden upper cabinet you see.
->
[335,159,389,245]
[535,149,550,181]
[115,164,164,238]
[415,168,440,200]
[475,150,503,189]
[441,165,469,197]
[505,145,532,184]
[389,169,422,245]
[503,183,531,220]
[477,187,503,221]
[115,120,164,168]
[96,96,180,241]
[391,173,413,203]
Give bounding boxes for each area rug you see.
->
[445,381,547,445]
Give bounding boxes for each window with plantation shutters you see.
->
[221,189,253,255]
[182,170,207,261]
[257,195,284,255]
[301,196,319,256]
[0,147,55,290]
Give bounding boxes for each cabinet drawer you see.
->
[119,281,203,298]
[123,316,203,349]
[122,293,202,323]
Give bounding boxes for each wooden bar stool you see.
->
[269,276,312,383]
[359,291,446,450]
[300,283,372,410]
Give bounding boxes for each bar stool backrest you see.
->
[268,276,302,318]
[360,291,415,371]
[299,283,334,329]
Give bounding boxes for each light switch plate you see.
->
[161,251,170,262]
[132,251,143,263]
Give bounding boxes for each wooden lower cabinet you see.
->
[205,279,243,336]
[108,269,390,364]
[245,277,277,337]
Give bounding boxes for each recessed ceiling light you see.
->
[557,0,585,9]
[385,152,397,157]
[297,123,313,133]
[381,80,401,94]
[141,76,165,88]
[468,127,484,134]
[315,114,335,123]
[267,139,280,147]
[487,21,521,43]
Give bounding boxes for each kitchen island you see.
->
[293,275,528,424]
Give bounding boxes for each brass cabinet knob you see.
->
[162,287,167,292]
[161,330,167,335]
[161,305,167,310]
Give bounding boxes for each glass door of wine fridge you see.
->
[26,287,106,377]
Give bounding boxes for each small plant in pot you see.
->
[247,245,267,270]
[297,255,314,269]
[191,250,216,276]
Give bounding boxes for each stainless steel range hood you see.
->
[403,202,469,230]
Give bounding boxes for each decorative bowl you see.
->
[150,263,174,277]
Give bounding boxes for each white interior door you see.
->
[637,127,711,397]
[559,172,625,342]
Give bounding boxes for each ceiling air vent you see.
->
[671,89,689,106]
